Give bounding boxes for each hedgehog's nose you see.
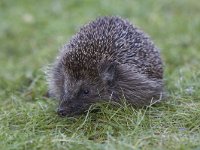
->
[57,108,68,117]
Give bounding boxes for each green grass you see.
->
[0,0,200,149]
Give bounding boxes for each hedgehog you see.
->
[47,16,164,117]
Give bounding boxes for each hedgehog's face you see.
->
[56,61,118,117]
[57,78,103,117]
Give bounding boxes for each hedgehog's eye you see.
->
[79,88,90,97]
[83,89,89,95]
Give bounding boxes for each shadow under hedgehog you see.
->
[46,16,164,117]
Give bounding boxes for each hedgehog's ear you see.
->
[98,61,118,86]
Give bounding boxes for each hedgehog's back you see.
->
[62,16,163,80]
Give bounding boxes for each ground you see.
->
[0,0,200,150]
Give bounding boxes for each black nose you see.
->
[57,108,67,117]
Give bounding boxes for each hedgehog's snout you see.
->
[57,106,83,117]
[57,100,89,117]
[57,108,68,117]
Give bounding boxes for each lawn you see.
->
[0,0,200,149]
